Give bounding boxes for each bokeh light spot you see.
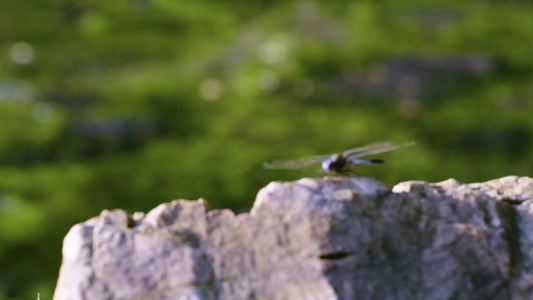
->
[199,79,223,101]
[10,42,34,64]
[33,102,54,123]
[257,41,288,64]
[258,70,280,92]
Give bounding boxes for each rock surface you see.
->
[53,176,533,300]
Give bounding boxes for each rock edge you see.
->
[54,176,533,300]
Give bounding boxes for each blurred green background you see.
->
[1,0,533,298]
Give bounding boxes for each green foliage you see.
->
[2,0,533,298]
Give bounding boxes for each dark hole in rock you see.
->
[319,251,352,260]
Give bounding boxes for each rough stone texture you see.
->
[54,176,533,300]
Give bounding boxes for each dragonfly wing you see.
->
[263,154,331,169]
[342,142,396,156]
[347,142,414,159]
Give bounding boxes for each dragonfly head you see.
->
[322,154,348,173]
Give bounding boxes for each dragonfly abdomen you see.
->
[351,159,384,165]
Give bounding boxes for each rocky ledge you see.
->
[54,176,533,300]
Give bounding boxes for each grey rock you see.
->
[54,176,533,300]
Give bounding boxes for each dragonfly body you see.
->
[264,142,413,174]
[321,154,384,173]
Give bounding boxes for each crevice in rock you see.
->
[501,198,523,205]
[319,251,352,260]
[498,202,522,278]
[126,214,136,228]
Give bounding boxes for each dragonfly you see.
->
[264,142,414,174]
